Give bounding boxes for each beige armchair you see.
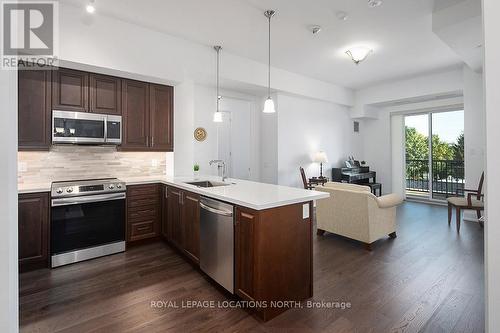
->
[315,182,403,250]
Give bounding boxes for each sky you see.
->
[405,110,464,144]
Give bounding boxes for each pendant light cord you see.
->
[216,46,220,112]
[268,14,271,98]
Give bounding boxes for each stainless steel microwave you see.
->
[52,110,122,145]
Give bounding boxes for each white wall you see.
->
[259,94,279,184]
[0,70,18,332]
[353,68,463,118]
[483,1,500,331]
[193,85,261,180]
[463,66,485,189]
[274,94,358,188]
[391,115,406,198]
[174,81,195,176]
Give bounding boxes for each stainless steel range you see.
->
[50,178,126,268]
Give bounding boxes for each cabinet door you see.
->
[182,191,200,263]
[167,187,183,249]
[18,69,51,150]
[149,84,173,151]
[121,79,149,150]
[18,192,49,272]
[235,207,257,301]
[161,185,169,240]
[52,68,89,112]
[89,74,121,115]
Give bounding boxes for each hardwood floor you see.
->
[19,202,484,332]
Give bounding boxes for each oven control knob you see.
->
[56,188,63,194]
[109,184,115,190]
[116,184,122,189]
[66,187,73,193]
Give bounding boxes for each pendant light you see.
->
[213,45,223,123]
[263,10,276,113]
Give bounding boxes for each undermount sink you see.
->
[185,180,232,188]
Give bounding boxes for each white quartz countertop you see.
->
[18,175,329,210]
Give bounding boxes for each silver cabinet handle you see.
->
[200,201,233,217]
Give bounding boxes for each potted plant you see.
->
[193,164,200,179]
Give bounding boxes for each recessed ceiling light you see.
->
[309,25,322,35]
[336,11,348,21]
[368,0,383,7]
[345,46,373,65]
[86,0,96,13]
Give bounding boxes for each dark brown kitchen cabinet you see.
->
[166,186,200,264]
[235,207,256,301]
[149,84,174,151]
[126,184,160,244]
[52,68,89,112]
[89,74,122,115]
[234,202,313,321]
[18,69,52,151]
[161,185,169,240]
[167,186,183,248]
[121,79,150,150]
[182,191,200,263]
[18,192,49,272]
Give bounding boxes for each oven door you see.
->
[52,110,106,144]
[51,193,126,263]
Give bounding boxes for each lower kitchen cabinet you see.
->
[126,184,161,243]
[18,192,50,272]
[234,202,313,321]
[166,186,182,247]
[165,186,200,264]
[235,206,256,301]
[182,191,200,263]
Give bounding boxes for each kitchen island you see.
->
[18,176,329,321]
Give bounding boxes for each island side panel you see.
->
[235,201,313,321]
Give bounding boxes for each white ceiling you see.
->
[68,0,465,89]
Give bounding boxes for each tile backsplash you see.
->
[18,146,167,184]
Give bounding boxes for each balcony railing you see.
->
[406,159,464,199]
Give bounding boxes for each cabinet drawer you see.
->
[128,184,160,197]
[128,205,158,221]
[129,220,156,241]
[128,195,159,208]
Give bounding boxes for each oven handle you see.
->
[51,193,126,207]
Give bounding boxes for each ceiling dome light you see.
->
[345,47,373,65]
[368,0,383,7]
[86,0,96,13]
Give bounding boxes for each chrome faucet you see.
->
[209,159,227,182]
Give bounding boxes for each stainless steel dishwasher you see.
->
[199,197,234,293]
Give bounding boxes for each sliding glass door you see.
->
[405,110,464,201]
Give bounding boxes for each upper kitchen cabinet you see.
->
[121,80,174,152]
[18,69,52,151]
[52,68,89,112]
[90,74,122,115]
[150,84,174,151]
[121,79,150,150]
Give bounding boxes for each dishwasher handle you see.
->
[200,201,233,217]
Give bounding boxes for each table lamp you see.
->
[313,151,328,179]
